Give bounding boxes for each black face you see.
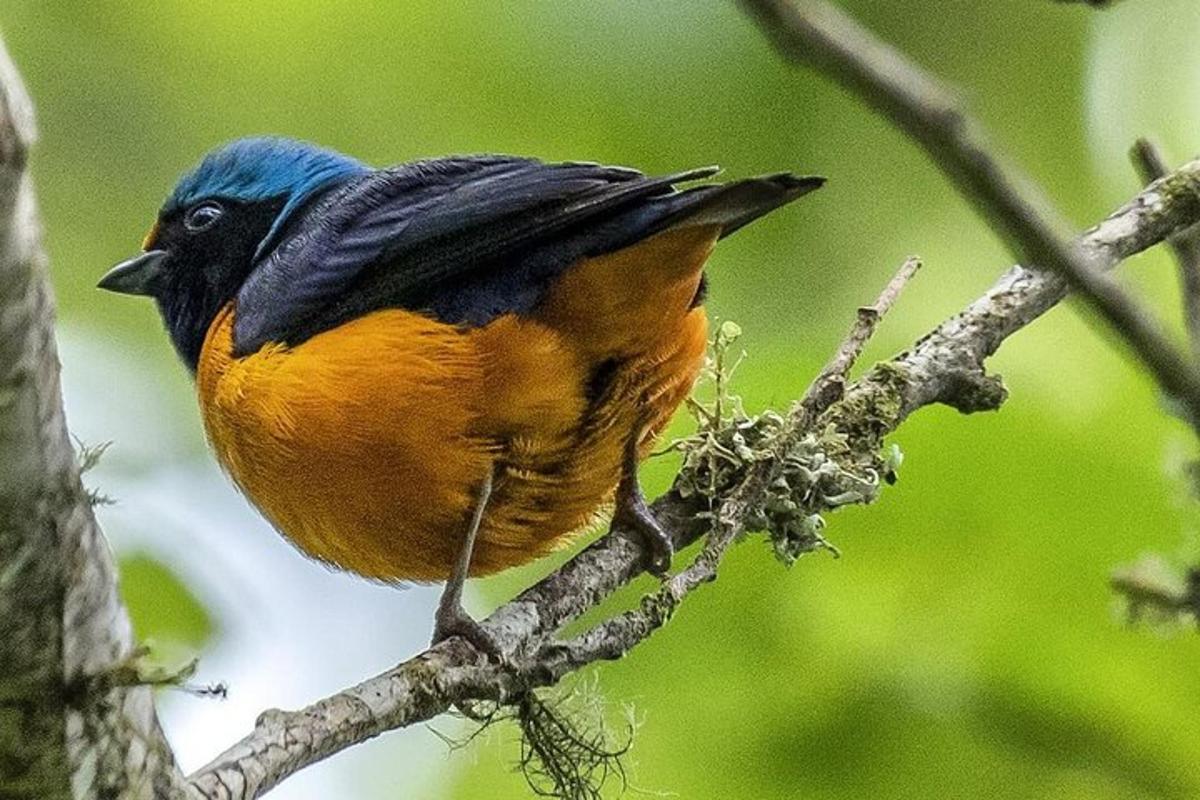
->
[104,196,286,372]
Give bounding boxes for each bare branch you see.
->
[186,158,1200,800]
[739,0,1200,431]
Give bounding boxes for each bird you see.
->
[99,137,822,655]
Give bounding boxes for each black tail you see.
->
[659,172,825,238]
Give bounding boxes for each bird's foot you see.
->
[430,468,504,661]
[431,597,504,661]
[613,484,674,578]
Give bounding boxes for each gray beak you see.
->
[97,250,168,296]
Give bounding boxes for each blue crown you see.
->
[167,136,368,259]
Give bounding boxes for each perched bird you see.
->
[99,137,821,653]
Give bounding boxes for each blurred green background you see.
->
[7,1,1200,797]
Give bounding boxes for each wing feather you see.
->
[233,155,820,354]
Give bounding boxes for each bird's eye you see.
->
[184,201,224,232]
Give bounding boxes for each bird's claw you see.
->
[431,601,505,662]
[614,489,674,578]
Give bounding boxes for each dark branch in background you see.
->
[1132,138,1200,363]
[1111,556,1200,626]
[739,0,1200,434]
[744,0,1200,636]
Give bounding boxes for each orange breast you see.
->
[195,225,715,581]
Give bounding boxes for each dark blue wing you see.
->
[232,155,821,353]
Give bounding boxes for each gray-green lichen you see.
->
[824,361,911,447]
[671,325,905,566]
[1150,159,1200,221]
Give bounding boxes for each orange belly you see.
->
[195,226,714,581]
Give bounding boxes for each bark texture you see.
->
[0,36,186,800]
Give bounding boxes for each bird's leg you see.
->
[431,468,503,659]
[613,428,674,577]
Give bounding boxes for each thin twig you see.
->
[739,0,1200,432]
[1131,137,1200,363]
[799,255,922,420]
[1111,555,1200,622]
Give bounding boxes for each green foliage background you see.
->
[7,1,1200,797]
